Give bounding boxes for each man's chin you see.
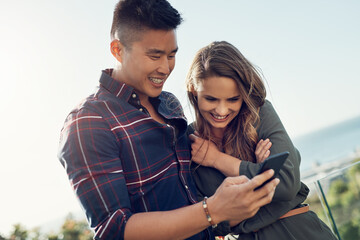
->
[148,89,163,98]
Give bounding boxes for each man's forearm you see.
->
[124,201,210,240]
[124,171,278,239]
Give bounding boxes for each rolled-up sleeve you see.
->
[58,107,132,239]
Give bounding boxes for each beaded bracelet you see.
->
[202,197,217,228]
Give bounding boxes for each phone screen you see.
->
[254,151,289,190]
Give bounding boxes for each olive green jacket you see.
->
[190,100,337,239]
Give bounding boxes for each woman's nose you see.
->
[215,102,228,115]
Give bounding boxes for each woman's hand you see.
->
[255,139,272,163]
[189,132,220,168]
[189,132,240,176]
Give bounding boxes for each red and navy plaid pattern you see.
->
[58,70,210,239]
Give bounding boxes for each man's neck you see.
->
[111,67,165,124]
[111,67,123,82]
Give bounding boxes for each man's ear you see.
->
[110,39,124,62]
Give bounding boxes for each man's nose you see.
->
[158,58,171,75]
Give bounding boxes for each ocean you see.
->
[293,115,360,171]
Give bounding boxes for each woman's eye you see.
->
[205,97,216,102]
[228,98,240,102]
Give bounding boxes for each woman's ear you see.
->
[110,39,123,62]
[190,85,197,96]
[191,88,198,101]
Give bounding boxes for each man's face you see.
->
[119,29,178,102]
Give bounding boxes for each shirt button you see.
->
[185,185,189,189]
[132,93,137,98]
[139,108,143,112]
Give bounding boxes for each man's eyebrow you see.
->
[146,47,178,55]
[171,47,179,54]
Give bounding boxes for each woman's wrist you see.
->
[213,152,241,177]
[209,150,221,168]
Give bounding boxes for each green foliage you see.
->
[47,234,59,240]
[329,179,348,195]
[308,160,360,240]
[10,224,28,240]
[338,221,360,240]
[2,214,93,240]
[60,214,93,240]
[327,179,348,208]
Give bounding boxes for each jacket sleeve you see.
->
[232,100,306,234]
[239,100,301,201]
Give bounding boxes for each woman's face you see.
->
[194,76,243,137]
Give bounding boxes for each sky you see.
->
[1,0,359,235]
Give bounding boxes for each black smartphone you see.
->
[254,151,289,190]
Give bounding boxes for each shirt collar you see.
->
[99,69,135,102]
[99,69,186,123]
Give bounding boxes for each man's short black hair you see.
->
[111,0,183,48]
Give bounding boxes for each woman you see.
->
[186,41,337,239]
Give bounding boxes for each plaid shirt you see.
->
[58,70,211,239]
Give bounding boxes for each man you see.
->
[58,0,279,239]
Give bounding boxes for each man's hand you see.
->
[207,169,279,225]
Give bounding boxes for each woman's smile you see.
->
[210,113,230,121]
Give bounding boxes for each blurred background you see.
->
[1,0,359,238]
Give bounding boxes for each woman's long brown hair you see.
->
[186,41,266,162]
